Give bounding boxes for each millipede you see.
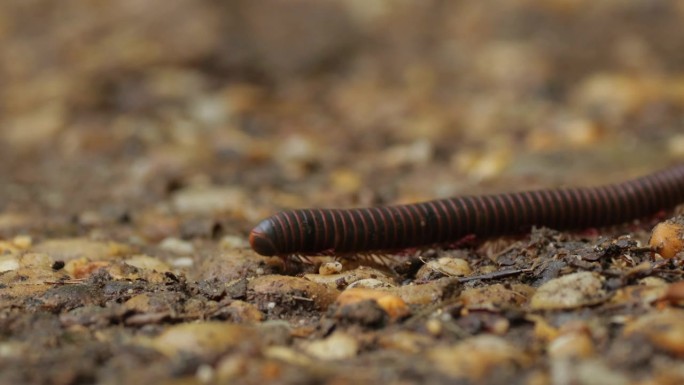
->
[249,163,684,257]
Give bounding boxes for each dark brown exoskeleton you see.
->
[250,163,684,257]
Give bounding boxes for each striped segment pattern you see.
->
[249,163,684,256]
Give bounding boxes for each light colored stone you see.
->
[159,237,195,255]
[415,257,472,279]
[172,186,246,215]
[336,287,409,320]
[303,332,359,360]
[462,283,533,310]
[249,275,340,311]
[147,322,256,357]
[347,278,394,290]
[624,310,684,356]
[318,261,343,275]
[33,238,132,261]
[531,272,606,310]
[304,266,396,288]
[125,254,172,272]
[429,335,529,380]
[0,255,20,273]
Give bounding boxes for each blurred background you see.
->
[1,0,683,236]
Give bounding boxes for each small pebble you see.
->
[196,364,214,383]
[215,355,250,381]
[548,330,595,359]
[19,250,53,268]
[560,117,603,148]
[347,278,394,290]
[415,257,472,279]
[189,251,275,282]
[0,214,32,233]
[0,253,67,286]
[0,256,20,273]
[32,238,132,261]
[573,74,647,119]
[531,315,559,342]
[381,139,433,168]
[426,318,443,336]
[551,360,629,385]
[77,211,104,227]
[220,235,249,249]
[531,272,606,310]
[125,254,171,272]
[377,331,434,354]
[668,134,684,157]
[624,309,684,356]
[275,135,317,164]
[0,241,19,254]
[304,266,395,288]
[392,277,461,305]
[303,332,359,360]
[12,235,32,249]
[451,146,510,181]
[461,283,533,310]
[159,237,195,254]
[610,283,668,307]
[248,275,340,311]
[649,217,684,259]
[148,322,257,357]
[171,256,194,268]
[172,186,246,215]
[336,288,409,320]
[663,281,684,305]
[135,211,180,242]
[262,346,312,367]
[64,258,112,279]
[319,261,343,275]
[226,300,264,323]
[428,335,528,380]
[329,169,362,194]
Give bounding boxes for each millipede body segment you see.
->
[249,163,684,256]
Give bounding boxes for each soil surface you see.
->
[2,1,684,384]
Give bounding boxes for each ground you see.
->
[1,1,684,384]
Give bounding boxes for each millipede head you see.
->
[249,219,279,256]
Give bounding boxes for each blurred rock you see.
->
[32,238,133,262]
[624,310,684,357]
[531,272,606,310]
[302,332,359,360]
[147,322,258,357]
[428,335,529,380]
